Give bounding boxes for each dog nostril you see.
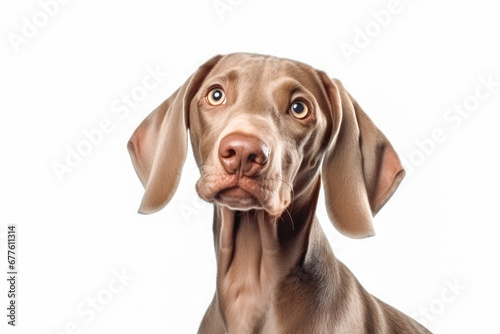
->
[227,149,236,158]
[222,148,236,159]
[248,153,257,162]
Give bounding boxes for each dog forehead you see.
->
[207,53,319,86]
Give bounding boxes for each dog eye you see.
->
[290,101,309,119]
[207,88,226,106]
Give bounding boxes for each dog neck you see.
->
[212,176,339,332]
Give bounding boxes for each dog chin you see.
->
[214,186,260,209]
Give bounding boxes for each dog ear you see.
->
[318,72,405,238]
[128,55,222,214]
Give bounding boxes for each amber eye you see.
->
[290,101,309,119]
[207,88,226,106]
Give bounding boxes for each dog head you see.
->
[128,53,405,238]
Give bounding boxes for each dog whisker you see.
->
[283,207,294,231]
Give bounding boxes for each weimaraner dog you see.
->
[128,53,431,333]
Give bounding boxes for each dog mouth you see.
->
[197,173,286,214]
[215,185,260,209]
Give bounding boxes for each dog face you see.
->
[128,53,405,238]
[190,54,333,217]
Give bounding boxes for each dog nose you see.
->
[218,133,270,176]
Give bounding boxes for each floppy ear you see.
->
[128,55,222,214]
[318,72,405,238]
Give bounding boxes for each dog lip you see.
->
[216,185,255,201]
[217,186,251,198]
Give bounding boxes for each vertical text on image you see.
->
[6,225,18,326]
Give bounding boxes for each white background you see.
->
[1,0,499,333]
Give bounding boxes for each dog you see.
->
[128,53,431,333]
